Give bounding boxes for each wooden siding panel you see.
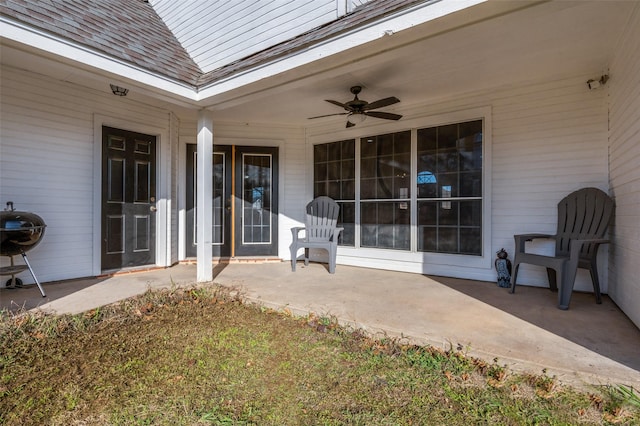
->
[170,112,180,265]
[0,66,173,284]
[608,7,640,328]
[491,76,608,291]
[149,0,338,72]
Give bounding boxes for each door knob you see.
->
[150,206,157,212]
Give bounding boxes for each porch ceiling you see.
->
[1,0,634,125]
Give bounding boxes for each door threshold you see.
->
[180,257,282,265]
[98,265,166,278]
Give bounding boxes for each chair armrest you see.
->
[514,233,555,252]
[291,227,306,242]
[514,233,555,241]
[568,238,610,259]
[566,239,611,283]
[330,227,344,243]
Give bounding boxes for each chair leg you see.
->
[509,262,520,294]
[546,268,559,292]
[558,264,577,310]
[328,245,336,274]
[304,248,309,266]
[589,261,603,304]
[290,246,297,272]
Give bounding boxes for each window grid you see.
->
[314,139,356,246]
[312,119,483,255]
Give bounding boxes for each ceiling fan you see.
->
[308,86,402,128]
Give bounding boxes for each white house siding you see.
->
[491,76,609,293]
[608,7,640,328]
[176,119,307,261]
[150,0,342,73]
[305,74,609,289]
[170,112,181,265]
[0,66,177,285]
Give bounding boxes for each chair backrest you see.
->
[555,187,614,258]
[305,196,340,242]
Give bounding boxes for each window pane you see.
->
[327,141,340,161]
[460,171,482,197]
[342,139,355,159]
[361,131,411,201]
[342,179,355,200]
[460,200,482,226]
[314,162,327,181]
[342,159,355,179]
[459,228,482,255]
[360,201,410,250]
[313,140,355,247]
[438,124,457,149]
[314,144,327,163]
[416,119,484,256]
[328,181,341,200]
[338,201,355,246]
[417,200,482,255]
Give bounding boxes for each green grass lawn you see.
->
[1,286,638,425]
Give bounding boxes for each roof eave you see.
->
[1,16,198,101]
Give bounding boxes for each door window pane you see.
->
[193,151,226,245]
[212,152,225,244]
[242,154,272,244]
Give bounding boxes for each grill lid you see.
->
[0,202,46,256]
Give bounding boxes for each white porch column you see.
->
[196,109,213,282]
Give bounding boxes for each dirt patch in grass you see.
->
[1,285,638,425]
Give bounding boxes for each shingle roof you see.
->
[1,0,429,90]
[0,0,202,85]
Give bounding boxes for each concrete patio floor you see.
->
[1,261,639,390]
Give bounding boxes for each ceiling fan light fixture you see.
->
[346,112,366,127]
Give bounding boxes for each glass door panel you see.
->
[234,146,279,256]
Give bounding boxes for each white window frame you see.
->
[308,106,493,274]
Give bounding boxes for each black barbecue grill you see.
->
[0,201,47,297]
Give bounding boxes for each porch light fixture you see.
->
[110,84,129,96]
[587,74,609,90]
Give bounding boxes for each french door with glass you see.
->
[186,145,278,258]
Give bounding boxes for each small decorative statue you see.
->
[495,248,512,288]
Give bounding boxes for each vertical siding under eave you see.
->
[0,66,174,284]
[608,7,640,328]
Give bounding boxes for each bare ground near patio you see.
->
[1,261,639,392]
[2,284,639,425]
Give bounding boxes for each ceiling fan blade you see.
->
[325,99,349,109]
[308,112,349,119]
[365,111,403,121]
[362,96,400,111]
